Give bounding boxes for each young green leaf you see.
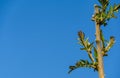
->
[98,0,109,12]
[105,36,115,52]
[80,48,87,50]
[94,47,98,61]
[78,31,85,40]
[100,30,105,48]
[113,4,120,12]
[68,66,76,74]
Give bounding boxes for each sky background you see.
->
[0,0,120,78]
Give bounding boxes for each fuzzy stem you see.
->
[87,51,95,63]
[94,4,105,78]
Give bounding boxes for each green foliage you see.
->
[68,31,115,73]
[78,31,94,52]
[68,60,98,74]
[104,36,115,52]
[98,0,109,12]
[68,0,119,76]
[92,0,120,26]
[100,30,105,48]
[94,47,98,61]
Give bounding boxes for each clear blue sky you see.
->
[0,0,120,78]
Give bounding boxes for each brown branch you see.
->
[94,4,105,78]
[87,51,95,63]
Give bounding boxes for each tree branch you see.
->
[94,4,105,78]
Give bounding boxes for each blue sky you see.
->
[0,0,120,78]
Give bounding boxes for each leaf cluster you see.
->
[68,60,98,74]
[68,30,115,73]
[78,31,93,52]
[92,0,120,26]
[68,0,119,75]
